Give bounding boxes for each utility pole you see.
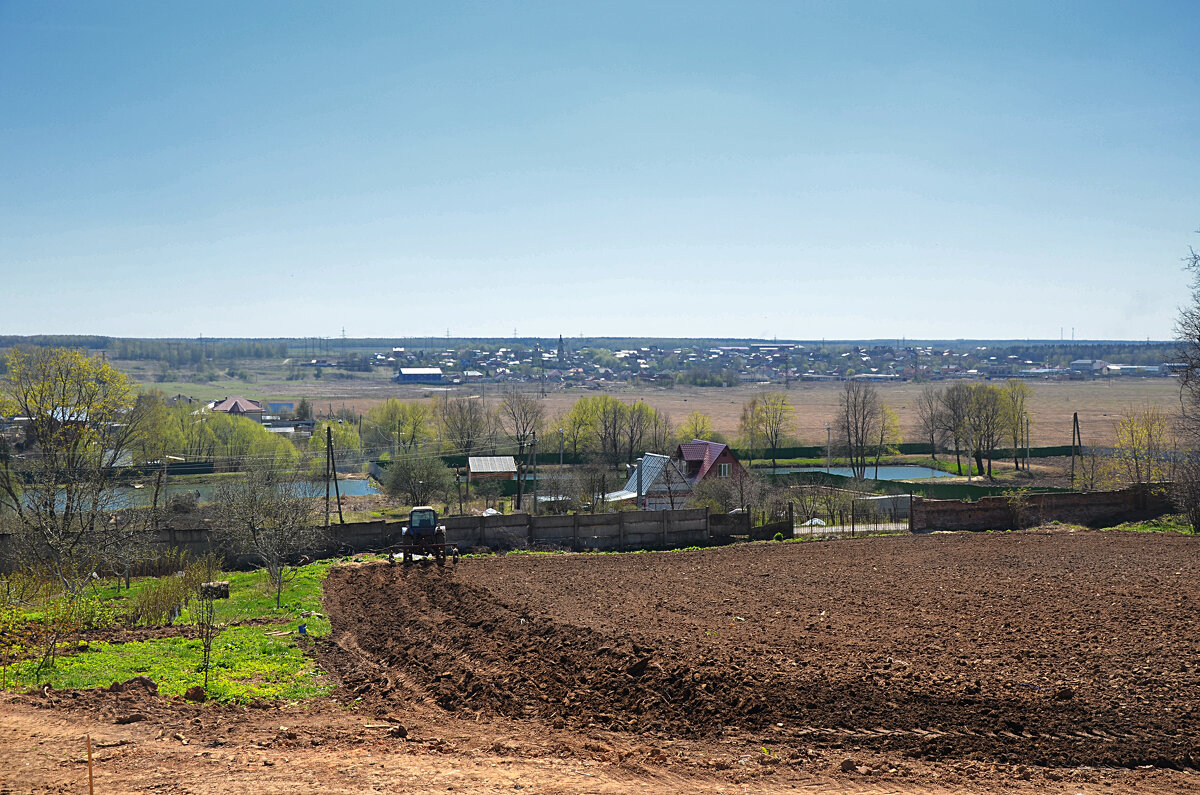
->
[531,431,538,515]
[825,423,831,474]
[327,426,343,524]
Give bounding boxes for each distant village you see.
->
[296,337,1182,387]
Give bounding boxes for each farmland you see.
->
[126,358,1183,448]
[4,529,1199,793]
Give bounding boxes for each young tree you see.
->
[1001,379,1032,471]
[1104,405,1172,488]
[213,464,319,608]
[679,410,715,441]
[754,392,795,473]
[872,404,902,479]
[739,397,761,468]
[0,348,153,595]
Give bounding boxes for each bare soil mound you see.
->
[320,531,1200,771]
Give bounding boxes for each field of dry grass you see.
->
[126,358,1183,448]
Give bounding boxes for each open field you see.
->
[7,530,1198,793]
[127,357,1184,447]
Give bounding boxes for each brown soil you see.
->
[5,530,1200,793]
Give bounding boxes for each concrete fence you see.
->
[911,484,1172,533]
[0,508,764,570]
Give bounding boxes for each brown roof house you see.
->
[209,397,265,422]
[676,439,745,485]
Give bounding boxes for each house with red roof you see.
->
[675,439,745,486]
[209,396,265,422]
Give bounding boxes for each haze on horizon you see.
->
[2,2,1197,342]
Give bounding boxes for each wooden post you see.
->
[661,510,668,549]
[705,506,710,543]
[618,511,625,552]
[573,511,580,552]
[479,515,486,548]
[787,501,794,537]
[527,515,535,548]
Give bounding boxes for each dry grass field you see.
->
[133,359,1185,448]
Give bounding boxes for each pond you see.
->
[773,465,954,480]
[111,477,380,506]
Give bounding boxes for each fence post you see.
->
[479,515,486,548]
[527,515,535,548]
[619,511,625,552]
[787,501,794,538]
[661,510,668,549]
[705,506,710,543]
[573,511,580,552]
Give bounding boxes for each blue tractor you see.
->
[391,506,459,566]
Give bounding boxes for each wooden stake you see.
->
[86,733,94,794]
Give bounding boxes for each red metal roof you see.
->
[211,397,263,414]
[676,439,734,482]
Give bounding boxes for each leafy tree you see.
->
[679,410,715,441]
[295,398,313,420]
[750,392,794,472]
[383,451,455,506]
[1104,406,1172,488]
[0,348,154,595]
[363,399,431,454]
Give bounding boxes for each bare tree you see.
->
[499,388,544,510]
[623,401,655,464]
[1001,379,1031,471]
[938,383,973,475]
[213,464,320,608]
[594,395,628,468]
[437,395,490,457]
[915,385,945,460]
[835,380,882,479]
[966,384,1005,478]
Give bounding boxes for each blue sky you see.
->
[1,1,1197,340]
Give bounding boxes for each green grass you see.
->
[1104,515,1195,535]
[6,562,335,702]
[9,625,330,701]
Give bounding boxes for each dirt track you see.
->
[5,530,1200,793]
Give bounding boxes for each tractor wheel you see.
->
[435,531,448,566]
[402,544,414,565]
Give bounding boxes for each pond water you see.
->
[111,478,380,506]
[773,465,954,480]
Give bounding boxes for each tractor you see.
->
[390,506,459,566]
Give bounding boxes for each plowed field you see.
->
[316,529,1200,789]
[5,530,1200,793]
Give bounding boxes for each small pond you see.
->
[772,465,954,480]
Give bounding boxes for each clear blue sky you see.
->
[2,1,1197,340]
